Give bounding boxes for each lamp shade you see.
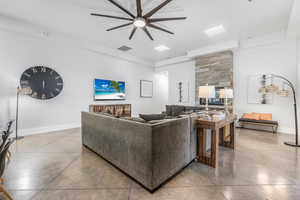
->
[220,88,233,99]
[198,85,216,98]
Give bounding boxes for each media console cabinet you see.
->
[89,104,131,117]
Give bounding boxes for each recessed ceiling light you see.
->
[154,45,170,52]
[204,25,226,37]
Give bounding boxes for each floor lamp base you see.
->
[284,142,300,147]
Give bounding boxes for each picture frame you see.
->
[177,81,189,103]
[140,80,153,98]
[247,75,273,104]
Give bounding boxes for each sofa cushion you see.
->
[171,105,185,116]
[184,106,201,112]
[242,113,260,120]
[259,113,272,121]
[122,117,147,123]
[100,112,115,118]
[148,120,166,124]
[239,118,278,125]
[139,114,166,121]
[182,110,194,115]
[165,105,173,116]
[242,113,273,121]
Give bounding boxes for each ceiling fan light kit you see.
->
[133,18,146,28]
[91,0,187,41]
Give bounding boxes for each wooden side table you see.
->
[196,114,237,168]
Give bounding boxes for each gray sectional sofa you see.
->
[81,111,197,192]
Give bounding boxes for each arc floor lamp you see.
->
[259,74,299,147]
[15,86,32,140]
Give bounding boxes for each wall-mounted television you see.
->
[94,79,126,101]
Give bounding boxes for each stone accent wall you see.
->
[195,50,233,104]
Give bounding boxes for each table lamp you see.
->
[199,85,215,111]
[220,88,233,114]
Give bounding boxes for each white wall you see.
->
[155,37,298,134]
[155,60,196,108]
[0,31,156,136]
[297,40,300,100]
[235,39,297,134]
[297,40,300,128]
[153,71,169,112]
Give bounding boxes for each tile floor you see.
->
[2,128,300,200]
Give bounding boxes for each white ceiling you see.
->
[0,0,294,63]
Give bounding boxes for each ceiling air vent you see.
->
[118,45,132,52]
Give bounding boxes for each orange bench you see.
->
[238,113,278,133]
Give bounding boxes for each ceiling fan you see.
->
[91,0,187,41]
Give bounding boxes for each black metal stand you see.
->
[272,75,299,147]
[283,101,299,147]
[15,87,24,140]
[284,142,300,147]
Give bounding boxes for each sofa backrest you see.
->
[165,105,203,116]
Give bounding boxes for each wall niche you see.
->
[195,50,234,105]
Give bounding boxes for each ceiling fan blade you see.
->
[144,0,173,18]
[147,24,174,34]
[129,27,137,40]
[107,0,136,18]
[148,17,187,23]
[142,27,154,40]
[91,13,133,21]
[136,0,142,17]
[107,22,133,31]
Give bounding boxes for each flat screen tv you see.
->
[94,79,126,101]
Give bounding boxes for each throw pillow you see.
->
[242,113,260,120]
[251,112,261,120]
[165,105,173,116]
[139,114,166,121]
[100,112,114,118]
[259,113,272,121]
[171,105,185,116]
[148,120,165,124]
[122,117,146,123]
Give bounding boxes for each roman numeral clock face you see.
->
[20,66,63,100]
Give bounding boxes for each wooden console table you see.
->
[196,114,237,168]
[89,104,131,117]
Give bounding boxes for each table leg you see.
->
[197,128,206,163]
[230,122,235,149]
[211,129,219,168]
[219,127,224,146]
[197,128,221,168]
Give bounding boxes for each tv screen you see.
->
[94,79,125,100]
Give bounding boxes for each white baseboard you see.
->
[278,127,295,134]
[19,123,81,137]
[15,123,297,136]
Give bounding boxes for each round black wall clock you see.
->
[20,66,63,100]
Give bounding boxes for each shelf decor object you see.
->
[248,75,273,104]
[140,80,153,98]
[15,86,32,140]
[178,81,189,103]
[258,74,299,147]
[198,85,216,111]
[220,88,234,114]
